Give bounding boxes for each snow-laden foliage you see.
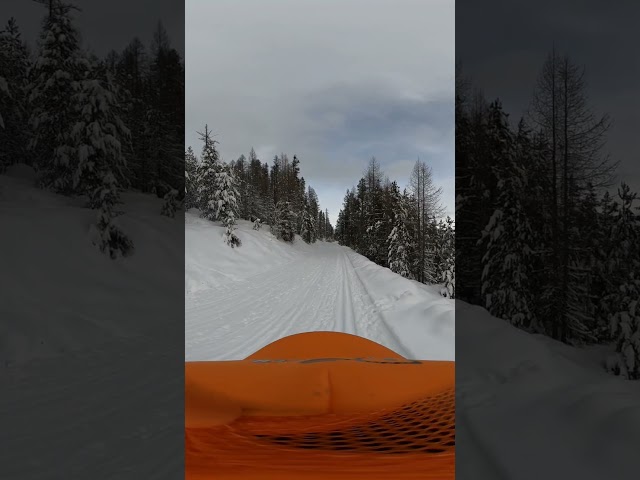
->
[0,76,7,130]
[387,185,413,279]
[90,173,134,259]
[301,207,316,244]
[184,146,198,210]
[439,217,455,299]
[66,69,130,198]
[213,166,241,248]
[186,131,331,245]
[195,130,220,221]
[607,274,640,379]
[1,9,184,260]
[161,188,179,218]
[28,4,91,190]
[605,184,640,378]
[336,162,449,288]
[0,18,30,169]
[274,200,296,243]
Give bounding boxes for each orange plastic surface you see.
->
[185,332,455,479]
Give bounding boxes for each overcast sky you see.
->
[2,0,184,57]
[457,0,640,199]
[186,0,455,222]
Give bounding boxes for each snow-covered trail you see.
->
[186,242,410,360]
[185,214,454,360]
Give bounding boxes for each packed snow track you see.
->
[185,216,455,361]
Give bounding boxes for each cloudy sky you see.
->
[186,0,455,222]
[457,0,640,198]
[2,0,184,57]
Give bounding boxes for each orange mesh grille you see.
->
[186,387,455,479]
[253,389,454,453]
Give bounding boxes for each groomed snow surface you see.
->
[185,212,455,361]
[1,165,183,479]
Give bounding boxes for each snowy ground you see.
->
[456,300,640,480]
[185,212,455,361]
[0,165,183,479]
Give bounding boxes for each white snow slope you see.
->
[456,301,640,480]
[0,165,183,479]
[185,212,455,361]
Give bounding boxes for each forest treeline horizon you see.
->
[456,49,640,379]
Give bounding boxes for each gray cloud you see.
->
[186,0,454,221]
[2,0,183,56]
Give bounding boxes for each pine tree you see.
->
[144,21,184,197]
[195,126,220,220]
[275,200,296,243]
[65,65,130,201]
[387,182,413,279]
[301,200,316,244]
[214,165,241,248]
[0,18,30,169]
[28,2,89,191]
[184,146,198,210]
[606,183,640,378]
[161,188,179,218]
[114,37,149,190]
[480,101,535,328]
[440,217,455,298]
[90,172,134,259]
[66,63,134,258]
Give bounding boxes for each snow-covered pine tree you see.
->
[28,2,90,192]
[195,125,220,220]
[214,164,241,247]
[595,190,620,339]
[65,65,130,200]
[66,63,134,258]
[0,17,30,170]
[0,75,7,129]
[607,272,640,379]
[275,200,296,243]
[479,101,535,328]
[301,204,316,244]
[606,183,640,378]
[387,183,413,279]
[91,172,134,259]
[440,217,455,298]
[184,146,198,210]
[161,188,179,218]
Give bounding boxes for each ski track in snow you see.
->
[186,243,410,361]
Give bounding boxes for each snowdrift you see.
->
[0,164,183,366]
[456,300,640,480]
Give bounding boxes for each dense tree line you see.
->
[334,158,455,297]
[185,127,334,247]
[457,50,640,379]
[0,3,184,258]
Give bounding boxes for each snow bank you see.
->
[185,213,315,296]
[456,300,640,479]
[347,249,454,360]
[0,165,184,366]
